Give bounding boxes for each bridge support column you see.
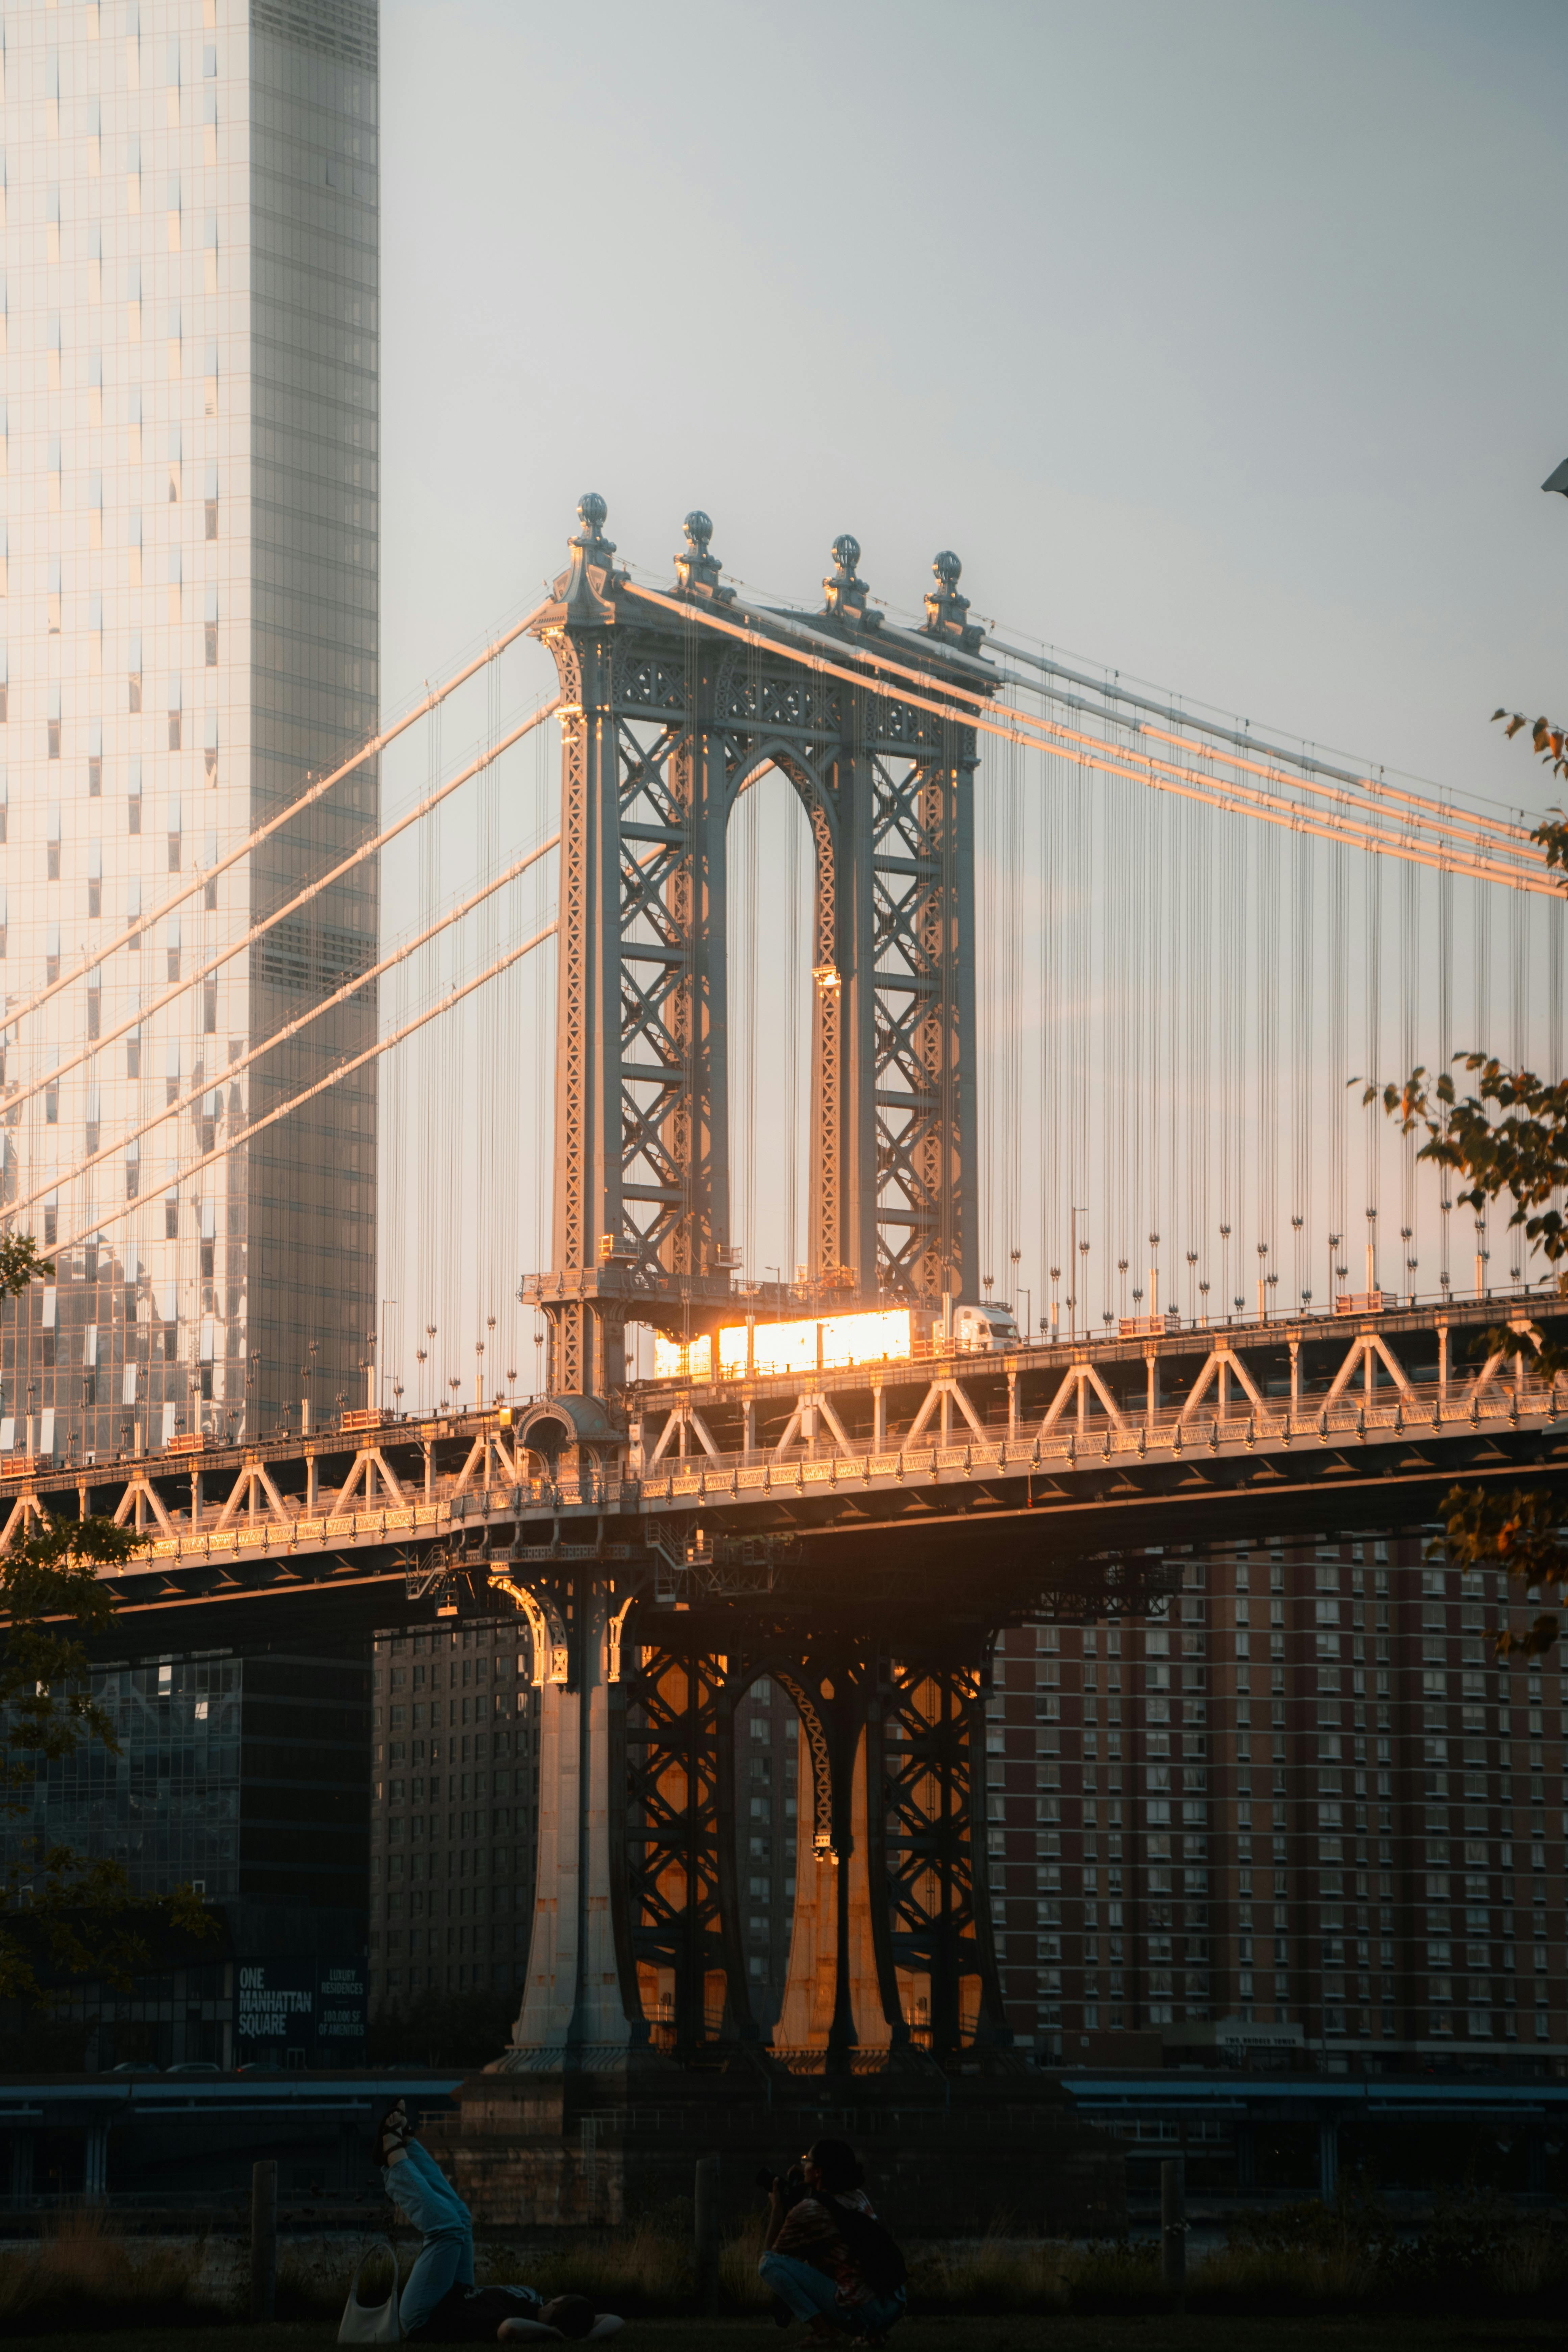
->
[772,1644,1006,2067]
[777,1720,888,2063]
[505,1580,633,2069]
[496,1586,1006,2077]
[775,1659,893,2071]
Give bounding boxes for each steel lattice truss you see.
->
[606,1616,1009,2064]
[613,1640,752,2052]
[525,504,994,1396]
[870,1660,1006,2053]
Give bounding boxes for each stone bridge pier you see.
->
[486,1565,1009,2073]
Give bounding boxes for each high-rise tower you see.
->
[2,0,379,1460]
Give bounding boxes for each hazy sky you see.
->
[371,1,1568,1380]
[381,0,1568,809]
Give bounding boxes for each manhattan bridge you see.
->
[4,495,1566,2072]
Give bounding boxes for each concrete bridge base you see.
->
[486,1565,1015,2078]
[423,2060,1126,2238]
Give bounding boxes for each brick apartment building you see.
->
[987,1533,1567,2066]
[369,1615,540,2005]
[367,1626,800,2027]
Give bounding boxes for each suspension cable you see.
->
[987,636,1537,850]
[7,596,556,1037]
[56,916,560,1255]
[4,696,561,1122]
[621,583,1547,891]
[15,832,560,1229]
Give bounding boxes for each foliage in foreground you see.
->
[1367,774,1568,1660]
[0,1512,216,2004]
[0,1210,215,2002]
[297,2186,1567,2320]
[0,2185,1565,2330]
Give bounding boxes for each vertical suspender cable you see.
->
[1365,848,1382,1292]
[1328,840,1347,1306]
[1438,858,1453,1296]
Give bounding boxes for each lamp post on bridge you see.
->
[1068,1207,1088,1342]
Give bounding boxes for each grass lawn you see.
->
[3,2319,1562,2352]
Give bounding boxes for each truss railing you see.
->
[4,1355,1560,1576]
[633,1373,1559,1500]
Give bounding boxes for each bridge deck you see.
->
[0,1298,1562,1619]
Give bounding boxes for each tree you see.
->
[1492,707,1568,785]
[1369,772,1568,1663]
[0,1233,212,2003]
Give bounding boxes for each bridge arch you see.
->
[512,1396,619,1480]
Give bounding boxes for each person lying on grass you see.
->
[372,2099,624,2342]
[759,2136,907,2347]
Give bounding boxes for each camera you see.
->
[756,2163,806,2207]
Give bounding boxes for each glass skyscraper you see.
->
[2,0,378,1462]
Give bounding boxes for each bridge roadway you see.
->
[11,1290,1567,2073]
[4,1292,1567,1641]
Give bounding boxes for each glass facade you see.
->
[14,1651,242,1896]
[7,1638,372,1912]
[1,0,378,1463]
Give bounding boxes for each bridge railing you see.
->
[11,1353,1555,1575]
[632,1370,1554,1504]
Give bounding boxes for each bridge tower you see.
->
[499,500,1016,2081]
[524,495,996,1398]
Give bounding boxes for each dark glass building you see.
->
[2,1637,371,2069]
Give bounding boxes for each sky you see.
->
[381,0,1568,805]
[370,0,1568,1384]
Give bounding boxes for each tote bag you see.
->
[338,2238,401,2344]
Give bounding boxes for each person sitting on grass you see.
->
[373,2099,623,2343]
[759,2137,907,2347]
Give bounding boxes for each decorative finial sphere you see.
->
[832,533,861,574]
[578,491,608,531]
[684,509,713,551]
[934,549,962,586]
